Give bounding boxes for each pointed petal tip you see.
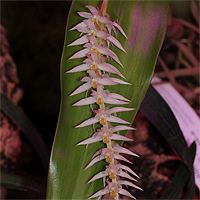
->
[87,179,93,184]
[66,69,75,74]
[75,122,90,128]
[85,165,90,170]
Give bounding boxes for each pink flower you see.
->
[88,163,138,183]
[77,126,134,145]
[88,181,137,199]
[75,107,133,128]
[73,84,130,106]
[67,2,141,199]
[70,70,129,96]
[85,147,133,169]
[78,5,128,38]
[69,36,123,67]
[69,19,126,53]
[67,52,125,78]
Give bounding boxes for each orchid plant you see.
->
[47,1,169,199]
[1,1,197,199]
[66,2,142,199]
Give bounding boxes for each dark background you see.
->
[1,1,199,199]
[1,1,71,198]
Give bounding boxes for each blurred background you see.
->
[1,1,199,199]
[1,1,71,198]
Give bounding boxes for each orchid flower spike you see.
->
[67,1,141,199]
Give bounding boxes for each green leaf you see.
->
[47,1,169,199]
[140,85,196,199]
[161,142,196,199]
[0,93,49,170]
[140,86,193,168]
[1,173,46,195]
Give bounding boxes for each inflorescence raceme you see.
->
[67,2,142,200]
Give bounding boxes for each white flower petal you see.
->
[82,58,91,63]
[70,22,88,31]
[83,43,92,48]
[97,77,118,86]
[110,125,136,132]
[108,93,130,101]
[107,35,126,53]
[77,135,102,145]
[81,76,91,82]
[67,34,89,46]
[119,171,137,182]
[91,149,101,159]
[104,48,123,67]
[73,97,96,106]
[97,63,125,79]
[110,134,133,142]
[85,155,104,169]
[97,46,115,57]
[117,164,139,178]
[107,107,134,114]
[114,154,132,164]
[75,117,99,128]
[88,35,97,45]
[96,30,109,39]
[66,64,90,73]
[70,82,91,96]
[109,77,130,85]
[90,52,98,61]
[106,116,130,124]
[78,11,93,19]
[88,187,109,199]
[88,171,108,183]
[98,16,112,24]
[104,97,129,105]
[113,22,128,39]
[69,48,90,59]
[118,188,136,199]
[83,19,95,28]
[85,5,98,15]
[119,180,143,191]
[114,146,139,157]
[104,63,124,77]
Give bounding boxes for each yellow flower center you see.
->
[100,118,106,125]
[103,136,109,143]
[93,18,98,25]
[105,156,112,163]
[96,97,103,105]
[92,48,97,54]
[90,31,95,37]
[110,190,117,198]
[92,81,97,88]
[109,172,116,179]
[91,64,96,71]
